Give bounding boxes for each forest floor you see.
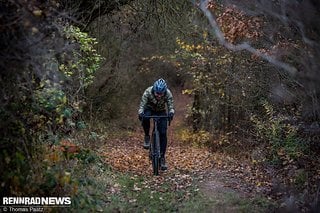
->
[89,90,282,212]
[97,132,276,212]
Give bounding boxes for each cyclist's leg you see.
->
[142,109,152,135]
[142,109,152,148]
[159,129,167,158]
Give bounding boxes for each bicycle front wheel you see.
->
[152,130,161,176]
[152,155,159,176]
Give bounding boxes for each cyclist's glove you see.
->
[169,112,174,121]
[138,112,144,121]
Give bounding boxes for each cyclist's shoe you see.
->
[143,135,150,149]
[160,157,168,171]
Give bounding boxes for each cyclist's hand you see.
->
[169,112,174,121]
[138,112,144,121]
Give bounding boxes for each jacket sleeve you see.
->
[166,89,175,114]
[138,89,149,114]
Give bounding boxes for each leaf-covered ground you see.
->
[96,91,279,212]
[97,128,279,211]
[100,134,212,176]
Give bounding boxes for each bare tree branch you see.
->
[198,0,298,75]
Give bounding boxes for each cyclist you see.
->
[138,78,174,170]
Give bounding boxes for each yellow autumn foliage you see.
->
[179,129,211,147]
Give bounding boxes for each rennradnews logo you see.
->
[1,197,71,212]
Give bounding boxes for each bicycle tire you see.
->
[149,134,153,160]
[150,131,157,174]
[152,155,159,175]
[152,129,161,175]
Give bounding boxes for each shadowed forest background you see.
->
[1,0,320,212]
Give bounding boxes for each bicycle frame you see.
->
[143,115,171,175]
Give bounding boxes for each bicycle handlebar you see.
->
[141,115,172,126]
[143,115,171,118]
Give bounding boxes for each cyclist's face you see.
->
[154,92,164,100]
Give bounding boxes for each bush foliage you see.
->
[0,1,101,196]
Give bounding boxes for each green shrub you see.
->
[250,100,306,165]
[0,2,102,196]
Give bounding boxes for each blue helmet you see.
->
[153,78,167,94]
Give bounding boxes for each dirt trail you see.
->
[100,89,275,212]
[100,90,213,175]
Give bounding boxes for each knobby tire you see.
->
[152,129,160,176]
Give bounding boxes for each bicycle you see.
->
[143,115,171,176]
